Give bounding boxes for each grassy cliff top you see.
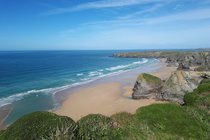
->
[77,114,117,140]
[0,112,77,140]
[137,73,162,84]
[1,80,210,140]
[113,50,210,58]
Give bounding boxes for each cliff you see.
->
[132,71,209,104]
[132,73,162,99]
[1,79,210,139]
[160,71,202,104]
[113,51,210,69]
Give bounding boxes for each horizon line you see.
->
[0,48,209,52]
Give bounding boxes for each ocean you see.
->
[0,50,157,124]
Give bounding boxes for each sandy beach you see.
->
[0,105,11,129]
[55,59,176,121]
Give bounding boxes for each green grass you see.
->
[138,73,162,85]
[185,80,210,107]
[183,79,210,139]
[0,131,4,137]
[135,104,206,139]
[197,83,210,93]
[77,114,118,140]
[111,112,155,140]
[1,80,210,140]
[0,112,77,140]
[112,103,208,140]
[201,79,210,84]
[111,112,133,127]
[109,104,208,140]
[114,51,198,58]
[195,65,210,71]
[112,79,210,140]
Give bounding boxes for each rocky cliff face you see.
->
[132,73,162,99]
[160,71,202,104]
[113,51,210,69]
[166,52,210,67]
[132,71,209,104]
[115,50,210,104]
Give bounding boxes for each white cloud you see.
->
[51,1,210,49]
[58,7,210,49]
[77,8,210,28]
[61,25,210,49]
[43,0,168,15]
[118,3,164,19]
[145,8,210,24]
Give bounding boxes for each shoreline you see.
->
[52,58,161,109]
[0,58,160,128]
[0,58,176,128]
[0,105,11,129]
[54,59,176,121]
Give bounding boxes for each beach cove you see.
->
[0,51,167,128]
[55,59,176,121]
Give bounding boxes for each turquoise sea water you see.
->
[0,50,157,124]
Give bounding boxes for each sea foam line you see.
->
[105,58,148,71]
[0,79,96,108]
[0,58,151,107]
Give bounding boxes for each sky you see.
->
[0,0,210,50]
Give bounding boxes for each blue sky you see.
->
[1,0,210,50]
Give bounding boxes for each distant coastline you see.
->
[54,58,176,121]
[0,50,157,127]
[1,49,210,128]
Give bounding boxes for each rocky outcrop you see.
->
[165,52,210,67]
[132,73,162,99]
[113,51,210,69]
[201,73,210,79]
[115,50,210,104]
[132,71,210,104]
[160,71,202,104]
[177,63,190,70]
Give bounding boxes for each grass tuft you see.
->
[1,80,210,140]
[138,73,162,84]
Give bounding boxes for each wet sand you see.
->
[0,59,176,128]
[55,59,176,121]
[0,105,11,130]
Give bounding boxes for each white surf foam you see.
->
[0,58,151,107]
[76,73,84,76]
[105,58,148,71]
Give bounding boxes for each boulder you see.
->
[132,73,162,99]
[160,71,202,104]
[200,73,210,79]
[166,52,210,67]
[177,63,190,70]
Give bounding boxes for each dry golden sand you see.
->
[55,83,159,121]
[55,61,176,121]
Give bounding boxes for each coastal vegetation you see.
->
[0,112,77,140]
[195,65,210,71]
[113,51,194,58]
[77,114,118,140]
[1,50,210,139]
[139,73,162,84]
[113,51,210,68]
[0,79,209,140]
[133,73,162,99]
